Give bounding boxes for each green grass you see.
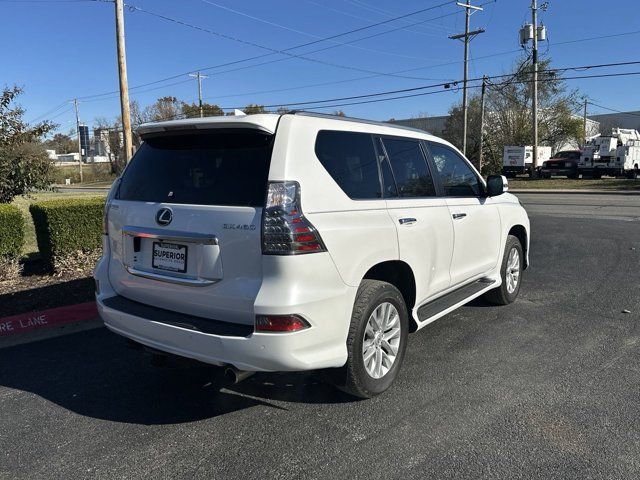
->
[51,163,116,184]
[509,178,640,191]
[11,190,107,257]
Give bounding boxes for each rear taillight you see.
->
[262,181,326,255]
[255,315,310,332]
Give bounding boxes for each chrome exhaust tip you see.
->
[224,366,254,385]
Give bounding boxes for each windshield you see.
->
[554,151,580,160]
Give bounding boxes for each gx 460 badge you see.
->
[223,223,257,231]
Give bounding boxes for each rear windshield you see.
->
[117,129,273,207]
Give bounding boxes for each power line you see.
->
[80,78,193,104]
[121,68,640,124]
[72,0,460,102]
[53,60,640,129]
[197,0,440,62]
[295,70,640,112]
[200,46,520,103]
[82,23,640,103]
[587,101,640,118]
[145,63,640,122]
[30,25,640,119]
[172,6,480,84]
[303,0,450,37]
[263,67,640,111]
[27,101,70,123]
[344,0,456,35]
[551,30,640,47]
[48,106,75,121]
[124,1,458,81]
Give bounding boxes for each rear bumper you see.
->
[98,295,351,371]
[96,253,357,372]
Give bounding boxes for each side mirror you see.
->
[486,175,508,196]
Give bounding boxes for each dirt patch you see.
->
[0,261,95,317]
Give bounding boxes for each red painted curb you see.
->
[0,301,98,337]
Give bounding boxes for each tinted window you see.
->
[117,130,273,206]
[428,143,480,197]
[315,131,382,199]
[381,137,435,197]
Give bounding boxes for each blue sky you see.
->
[4,0,640,135]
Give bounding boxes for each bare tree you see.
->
[94,117,125,175]
[443,56,584,174]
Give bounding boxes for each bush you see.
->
[29,197,105,272]
[0,142,53,203]
[0,86,55,204]
[0,204,25,280]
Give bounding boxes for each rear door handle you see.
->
[452,213,467,220]
[398,217,417,225]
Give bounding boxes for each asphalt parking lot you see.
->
[1,193,639,479]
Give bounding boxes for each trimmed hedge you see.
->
[0,204,25,259]
[30,197,105,271]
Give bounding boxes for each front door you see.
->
[426,142,501,286]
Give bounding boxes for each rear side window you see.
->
[428,142,480,197]
[315,130,382,199]
[381,137,436,198]
[117,130,273,207]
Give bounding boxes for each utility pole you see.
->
[449,1,484,157]
[583,98,588,146]
[189,72,209,118]
[115,0,133,162]
[531,0,539,176]
[478,76,487,173]
[73,99,84,183]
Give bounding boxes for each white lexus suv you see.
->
[95,112,530,398]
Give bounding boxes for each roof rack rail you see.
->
[288,110,431,135]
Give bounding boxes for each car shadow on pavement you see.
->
[0,327,353,425]
[0,276,95,318]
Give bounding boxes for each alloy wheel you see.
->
[506,247,521,294]
[362,302,401,379]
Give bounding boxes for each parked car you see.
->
[95,112,530,398]
[540,150,581,179]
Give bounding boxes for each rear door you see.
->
[106,128,273,325]
[426,141,501,286]
[376,135,453,301]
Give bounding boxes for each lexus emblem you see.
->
[156,208,173,226]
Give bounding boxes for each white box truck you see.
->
[502,146,551,178]
[580,128,640,179]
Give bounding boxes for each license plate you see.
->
[152,242,187,273]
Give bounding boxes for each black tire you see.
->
[484,235,524,305]
[330,280,409,399]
